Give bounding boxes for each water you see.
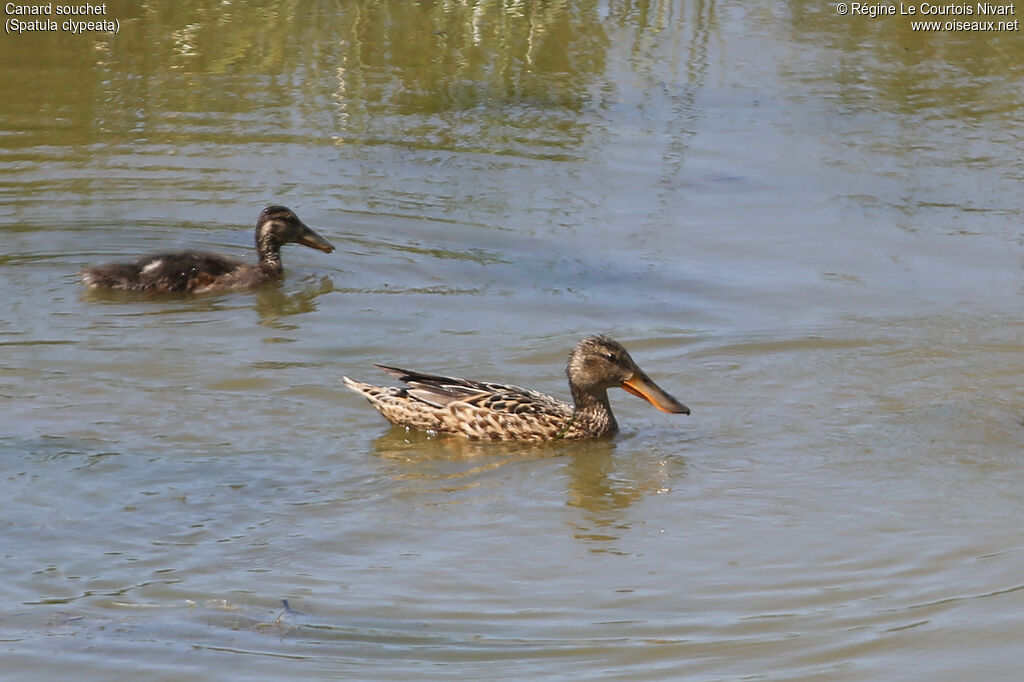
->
[2,1,1022,679]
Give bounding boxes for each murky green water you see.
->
[2,1,1022,679]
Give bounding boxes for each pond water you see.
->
[1,1,1022,679]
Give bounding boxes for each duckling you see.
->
[342,335,690,441]
[80,205,334,293]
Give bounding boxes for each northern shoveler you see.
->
[80,205,334,293]
[342,335,690,441]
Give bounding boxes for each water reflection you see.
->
[565,445,639,514]
[328,1,609,158]
[79,276,334,324]
[785,0,1024,116]
[0,1,612,151]
[332,3,607,108]
[366,426,683,550]
[566,444,686,550]
[253,276,335,327]
[368,426,565,463]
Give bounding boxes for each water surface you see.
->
[1,1,1022,679]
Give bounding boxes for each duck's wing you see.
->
[343,365,574,440]
[372,364,567,414]
[138,252,243,292]
[80,261,152,290]
[81,251,243,292]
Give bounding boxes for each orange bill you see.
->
[621,370,690,415]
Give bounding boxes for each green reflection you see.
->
[0,0,619,153]
[782,0,1024,118]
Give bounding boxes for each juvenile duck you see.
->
[342,335,690,441]
[80,205,334,293]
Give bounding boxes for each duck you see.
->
[79,205,334,293]
[342,335,690,441]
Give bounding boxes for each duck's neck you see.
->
[570,385,618,437]
[255,236,284,274]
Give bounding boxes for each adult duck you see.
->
[342,335,690,441]
[80,205,334,293]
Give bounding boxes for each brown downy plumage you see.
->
[80,205,334,294]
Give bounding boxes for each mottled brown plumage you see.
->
[342,335,690,441]
[80,205,334,294]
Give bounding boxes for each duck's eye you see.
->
[602,352,618,363]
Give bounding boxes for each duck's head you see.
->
[566,335,690,414]
[256,205,335,254]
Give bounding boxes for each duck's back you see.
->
[343,365,577,440]
[81,251,244,293]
